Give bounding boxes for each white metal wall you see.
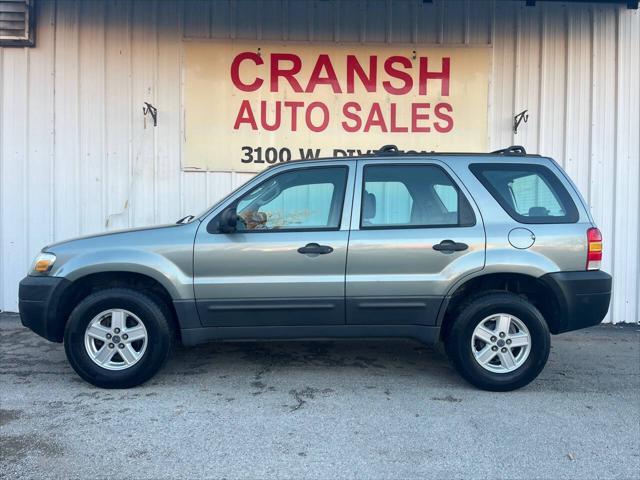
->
[1,0,638,322]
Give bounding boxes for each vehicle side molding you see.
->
[180,324,441,346]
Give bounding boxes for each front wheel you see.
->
[64,288,173,388]
[445,292,550,391]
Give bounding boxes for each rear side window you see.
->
[361,164,476,229]
[470,163,579,224]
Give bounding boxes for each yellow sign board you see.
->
[184,41,490,172]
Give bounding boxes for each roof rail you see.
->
[370,144,531,157]
[491,145,527,155]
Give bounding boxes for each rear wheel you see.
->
[445,292,550,391]
[64,288,173,388]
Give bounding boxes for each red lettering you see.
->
[390,104,408,133]
[230,52,264,92]
[411,103,431,133]
[306,54,342,93]
[284,101,304,132]
[260,101,281,131]
[346,55,377,93]
[306,102,330,132]
[434,102,453,132]
[233,100,257,130]
[364,103,388,132]
[270,53,303,92]
[419,57,450,96]
[383,56,413,95]
[342,102,362,132]
[233,53,453,97]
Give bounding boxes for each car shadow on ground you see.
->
[2,312,639,396]
[165,337,464,386]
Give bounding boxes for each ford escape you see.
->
[19,146,612,391]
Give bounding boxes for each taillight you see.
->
[586,227,602,270]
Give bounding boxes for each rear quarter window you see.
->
[469,163,579,224]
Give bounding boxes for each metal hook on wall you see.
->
[514,109,529,134]
[143,102,158,128]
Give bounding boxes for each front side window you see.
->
[235,167,347,231]
[361,164,475,229]
[470,163,579,224]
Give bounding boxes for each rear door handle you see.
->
[433,240,469,253]
[297,243,334,255]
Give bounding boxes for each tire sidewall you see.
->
[64,289,171,388]
[450,294,550,391]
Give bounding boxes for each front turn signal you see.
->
[31,252,56,274]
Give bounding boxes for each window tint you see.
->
[361,165,475,228]
[470,163,579,224]
[235,167,347,231]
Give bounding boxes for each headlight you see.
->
[31,252,56,274]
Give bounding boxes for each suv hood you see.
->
[43,222,198,251]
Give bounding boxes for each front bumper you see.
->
[19,276,72,343]
[540,270,612,334]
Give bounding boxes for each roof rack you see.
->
[491,145,527,155]
[373,145,434,155]
[372,145,529,156]
[378,144,400,153]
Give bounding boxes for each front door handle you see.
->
[297,243,334,255]
[433,239,469,253]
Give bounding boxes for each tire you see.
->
[445,292,550,392]
[64,288,174,388]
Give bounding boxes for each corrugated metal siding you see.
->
[1,0,638,322]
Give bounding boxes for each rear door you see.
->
[346,159,485,325]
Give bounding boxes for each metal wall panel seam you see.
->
[127,0,133,229]
[102,1,107,233]
[74,0,81,235]
[282,0,288,42]
[360,0,366,42]
[307,0,313,42]
[207,0,213,39]
[512,5,520,147]
[50,0,58,244]
[23,46,30,292]
[586,4,595,203]
[412,0,418,44]
[153,0,159,225]
[230,0,237,40]
[537,5,545,153]
[437,0,444,45]
[0,45,4,308]
[464,0,470,45]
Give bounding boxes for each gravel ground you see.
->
[1,312,639,480]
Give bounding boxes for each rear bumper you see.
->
[540,270,612,334]
[18,276,72,343]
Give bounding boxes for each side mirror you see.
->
[219,207,238,233]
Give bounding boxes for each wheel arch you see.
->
[53,271,181,342]
[439,272,564,341]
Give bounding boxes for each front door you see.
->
[194,162,355,327]
[346,159,485,325]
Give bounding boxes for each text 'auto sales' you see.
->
[230,52,454,134]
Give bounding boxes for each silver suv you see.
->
[19,146,612,391]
